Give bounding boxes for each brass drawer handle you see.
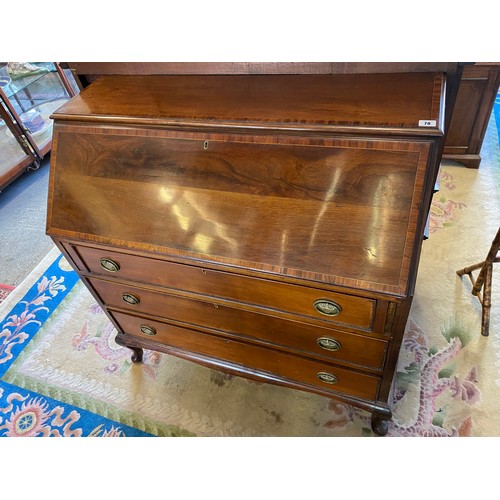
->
[140,325,156,336]
[313,299,342,317]
[317,337,342,351]
[317,371,338,384]
[100,257,120,273]
[122,293,140,305]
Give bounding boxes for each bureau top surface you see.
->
[52,73,445,135]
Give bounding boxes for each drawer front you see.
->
[111,310,381,401]
[76,244,375,331]
[88,277,387,369]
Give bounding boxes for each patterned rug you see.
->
[0,284,14,305]
[1,121,499,438]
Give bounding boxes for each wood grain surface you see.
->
[52,73,445,135]
[48,126,431,295]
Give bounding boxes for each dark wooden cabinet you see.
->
[46,72,446,435]
[443,63,500,168]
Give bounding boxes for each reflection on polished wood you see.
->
[47,73,446,435]
[52,73,445,134]
[49,129,430,294]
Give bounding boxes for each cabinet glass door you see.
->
[0,102,35,190]
[0,62,74,157]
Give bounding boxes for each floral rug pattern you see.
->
[429,170,467,233]
[0,381,138,437]
[1,125,499,437]
[73,304,162,380]
[322,316,480,437]
[0,254,151,437]
[0,284,14,305]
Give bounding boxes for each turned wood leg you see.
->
[115,332,144,363]
[371,413,390,436]
[130,346,144,364]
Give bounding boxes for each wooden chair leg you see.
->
[456,227,500,337]
[480,264,492,336]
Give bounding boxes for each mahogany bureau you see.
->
[46,73,445,435]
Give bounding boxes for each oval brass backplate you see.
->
[316,337,342,351]
[122,293,140,305]
[140,325,156,336]
[313,299,342,317]
[317,372,338,384]
[100,257,120,273]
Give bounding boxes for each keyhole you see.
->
[204,141,209,150]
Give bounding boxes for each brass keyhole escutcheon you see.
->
[317,372,338,384]
[140,325,156,336]
[122,293,140,305]
[313,299,342,317]
[316,337,342,351]
[100,257,120,273]
[204,140,209,149]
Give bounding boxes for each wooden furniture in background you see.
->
[46,71,447,435]
[443,63,500,168]
[66,61,461,77]
[457,227,500,336]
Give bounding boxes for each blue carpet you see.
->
[0,253,152,437]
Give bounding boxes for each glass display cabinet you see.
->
[0,62,79,190]
[0,98,35,189]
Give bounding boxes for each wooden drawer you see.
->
[88,276,387,370]
[111,310,381,401]
[75,244,375,331]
